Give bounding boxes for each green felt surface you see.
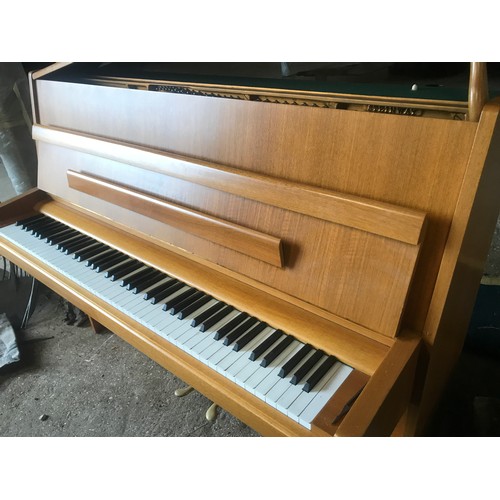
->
[146,72,470,102]
[50,63,474,102]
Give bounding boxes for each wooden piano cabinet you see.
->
[334,332,422,437]
[0,188,48,228]
[408,100,500,435]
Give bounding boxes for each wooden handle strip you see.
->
[67,170,284,267]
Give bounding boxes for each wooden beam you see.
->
[468,63,489,122]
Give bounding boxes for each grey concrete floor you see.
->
[0,286,259,437]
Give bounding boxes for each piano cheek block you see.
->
[66,169,285,268]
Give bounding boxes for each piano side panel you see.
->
[34,79,478,334]
[36,142,421,339]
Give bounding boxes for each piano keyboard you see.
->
[0,214,353,430]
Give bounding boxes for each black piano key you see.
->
[34,223,65,239]
[34,217,64,230]
[191,301,226,327]
[199,305,234,332]
[74,242,108,261]
[170,290,205,315]
[162,288,197,311]
[72,241,102,259]
[108,261,143,281]
[26,218,59,234]
[223,317,260,346]
[16,214,45,227]
[260,333,294,367]
[278,343,314,378]
[130,271,165,294]
[290,350,325,386]
[104,259,139,279]
[302,355,338,393]
[47,228,80,245]
[59,235,94,253]
[149,280,184,304]
[178,295,212,320]
[117,265,149,285]
[142,278,175,301]
[94,254,130,273]
[120,266,154,287]
[249,329,285,361]
[233,322,268,352]
[21,215,48,229]
[55,234,82,251]
[40,222,70,236]
[89,249,123,270]
[213,313,249,340]
[126,269,162,291]
[86,248,117,267]
[36,222,66,238]
[22,219,51,233]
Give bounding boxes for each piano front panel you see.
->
[35,138,424,339]
[34,77,479,334]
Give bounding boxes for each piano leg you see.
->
[88,316,106,334]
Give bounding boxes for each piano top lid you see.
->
[34,61,489,103]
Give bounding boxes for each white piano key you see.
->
[222,328,277,382]
[215,326,275,376]
[190,310,241,357]
[264,350,317,409]
[298,363,353,428]
[251,342,304,400]
[246,340,303,398]
[173,301,221,346]
[165,321,194,346]
[286,362,342,424]
[274,354,329,414]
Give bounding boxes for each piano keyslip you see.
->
[0,215,354,430]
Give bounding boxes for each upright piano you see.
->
[1,62,499,436]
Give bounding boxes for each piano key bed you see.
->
[0,214,355,431]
